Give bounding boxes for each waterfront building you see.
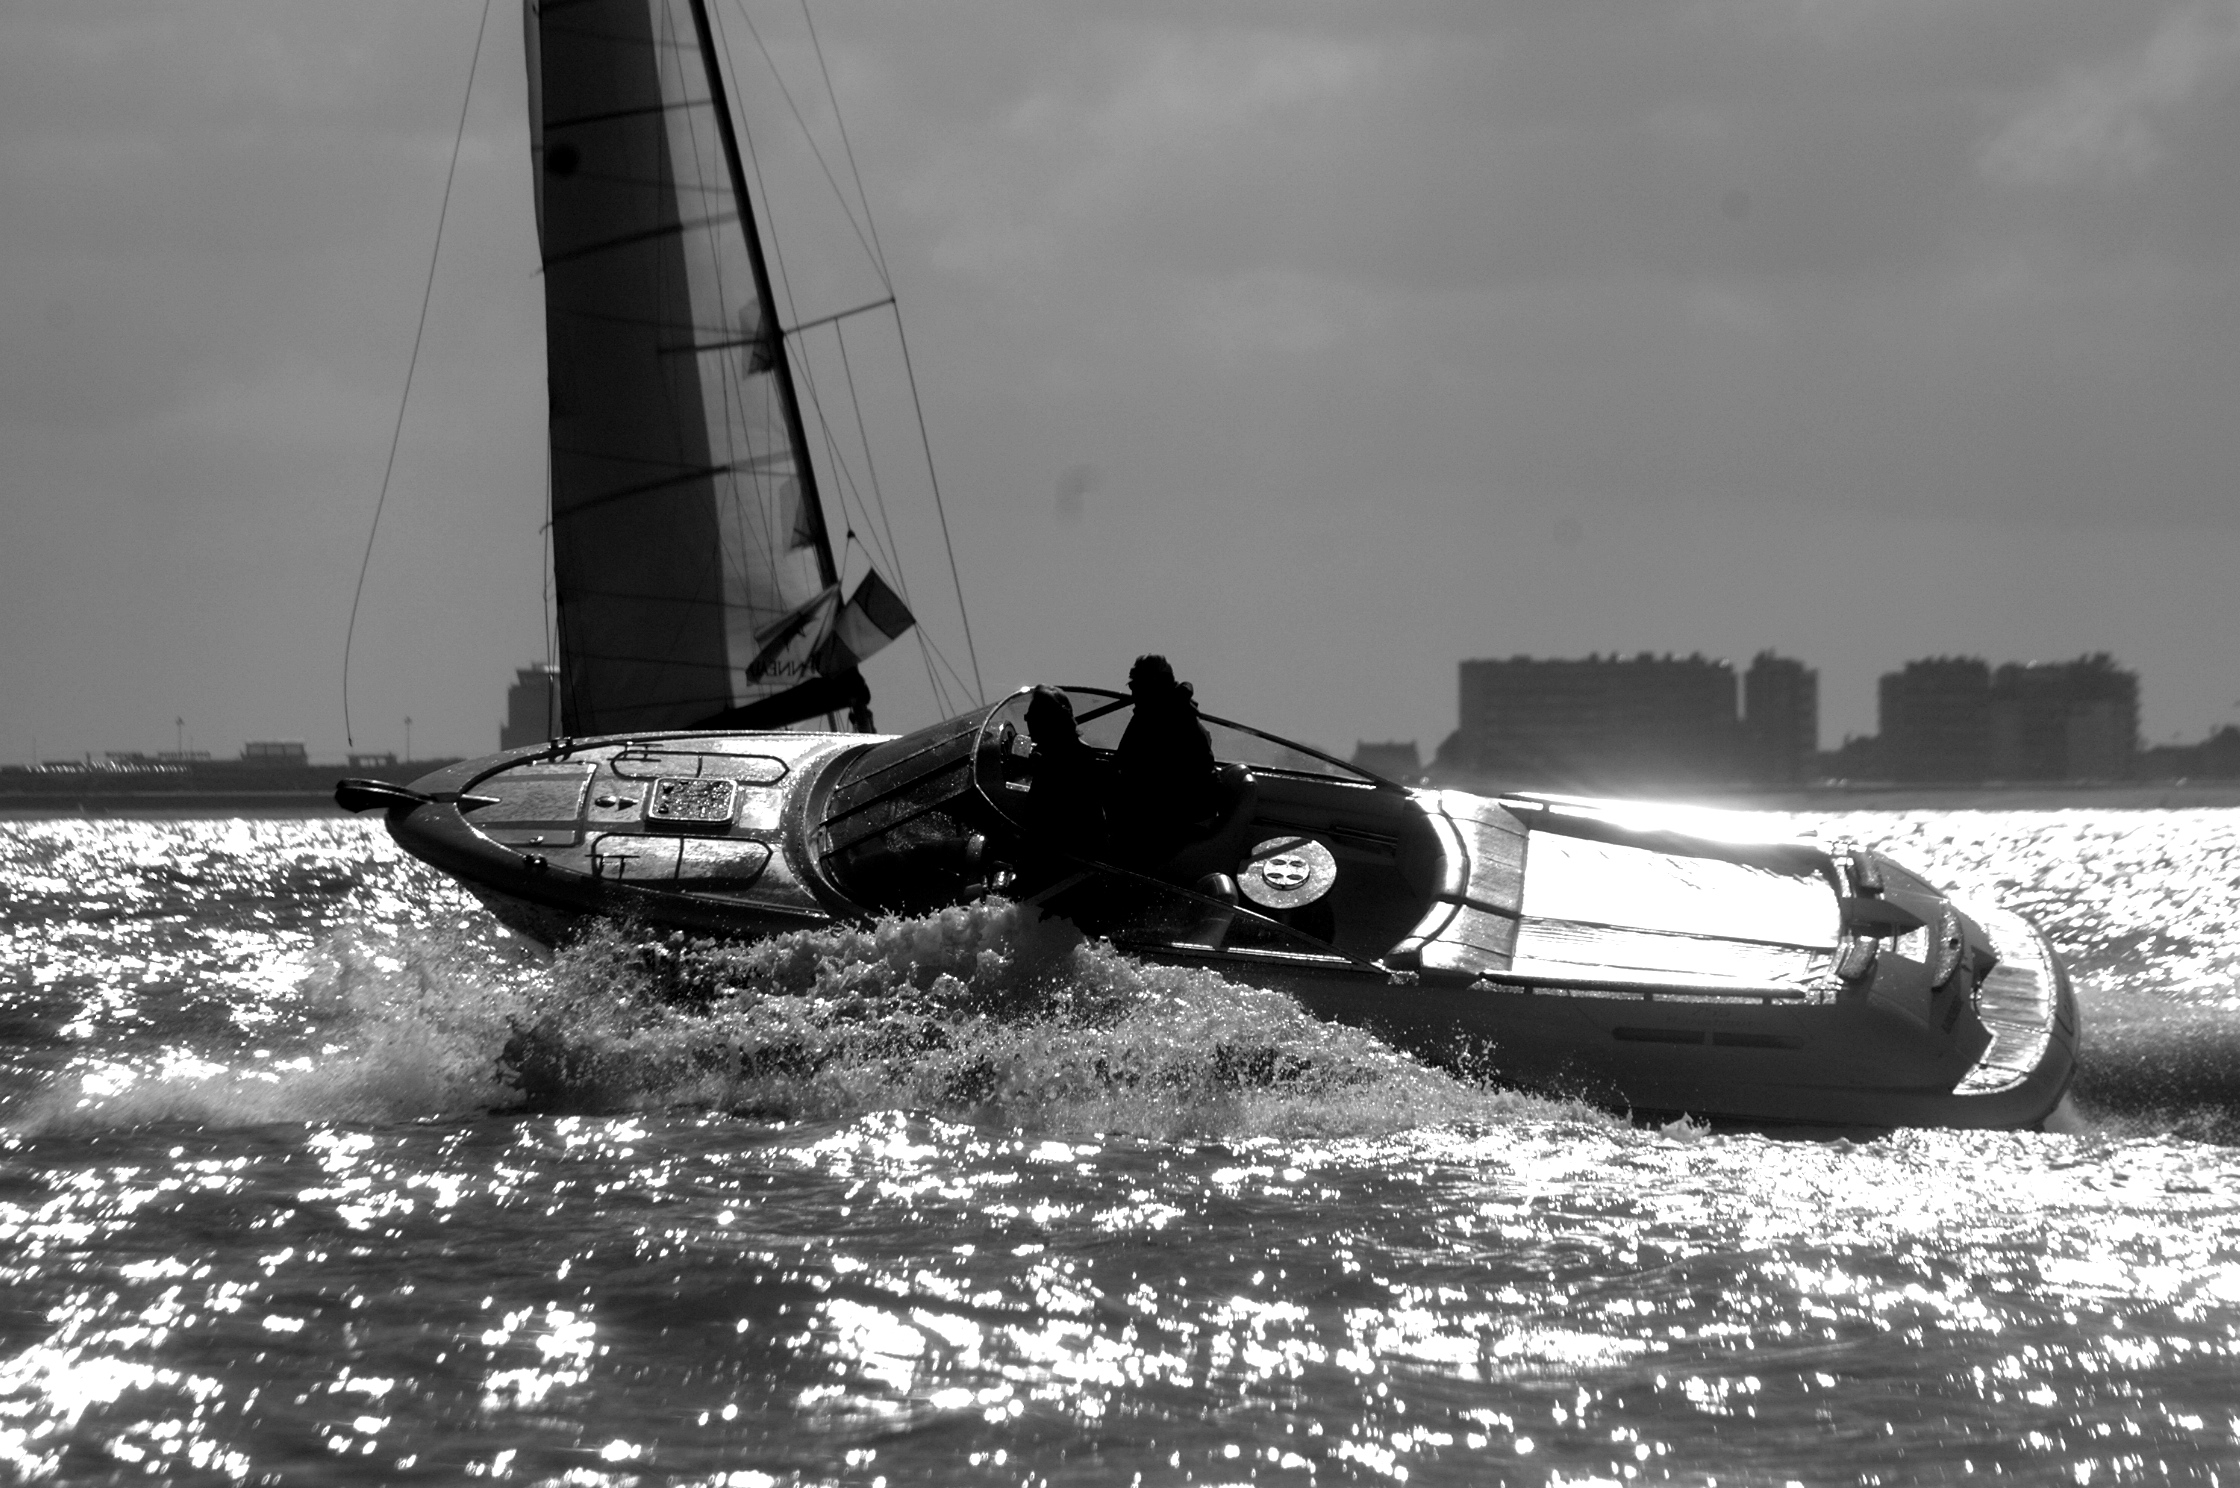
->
[1435,653,1743,789]
[1742,652,1819,785]
[1351,740,1423,783]
[1878,659,1992,782]
[1986,655,2138,781]
[501,666,562,751]
[2138,725,2240,780]
[1873,654,2140,782]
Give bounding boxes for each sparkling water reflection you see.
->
[1,811,2237,1483]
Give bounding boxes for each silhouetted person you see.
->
[1022,685,1107,854]
[1113,654,1222,861]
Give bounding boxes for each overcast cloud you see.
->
[3,1,2235,762]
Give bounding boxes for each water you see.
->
[2,810,2238,1484]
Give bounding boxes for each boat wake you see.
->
[9,901,1598,1142]
[2067,983,2240,1144]
[6,919,530,1137]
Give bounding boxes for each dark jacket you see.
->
[1026,739,1108,849]
[1114,687,1221,847]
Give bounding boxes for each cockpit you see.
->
[809,687,1445,966]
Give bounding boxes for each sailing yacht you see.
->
[343,0,2079,1130]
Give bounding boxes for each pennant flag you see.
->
[814,571,915,673]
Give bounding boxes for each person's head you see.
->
[1128,654,1180,698]
[1024,685,1078,747]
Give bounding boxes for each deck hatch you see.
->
[462,765,594,847]
[647,776,738,832]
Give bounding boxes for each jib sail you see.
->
[525,0,910,735]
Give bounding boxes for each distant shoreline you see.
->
[0,760,452,819]
[5,779,2238,821]
[1494,781,2240,812]
[0,792,347,819]
[1722,784,2240,811]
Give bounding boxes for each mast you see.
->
[686,0,842,601]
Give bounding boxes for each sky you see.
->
[3,0,2237,764]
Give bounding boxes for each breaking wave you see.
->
[496,901,1589,1138]
[11,901,1594,1142]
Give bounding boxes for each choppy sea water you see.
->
[1,810,2237,1485]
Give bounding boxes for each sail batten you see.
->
[543,98,715,132]
[528,0,909,735]
[537,212,741,269]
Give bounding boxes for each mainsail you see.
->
[525,0,911,735]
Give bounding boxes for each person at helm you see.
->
[1111,654,1222,860]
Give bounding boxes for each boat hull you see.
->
[355,706,2080,1131]
[1136,935,2078,1130]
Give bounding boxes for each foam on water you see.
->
[498,902,1602,1139]
[5,882,1595,1143]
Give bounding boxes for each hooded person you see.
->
[1112,654,1222,859]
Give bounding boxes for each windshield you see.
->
[985,687,1393,790]
[813,703,1009,912]
[810,690,1408,965]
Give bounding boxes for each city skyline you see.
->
[21,642,2237,771]
[6,3,2238,763]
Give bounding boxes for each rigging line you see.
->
[784,295,895,338]
[663,11,774,604]
[542,446,558,738]
[718,3,972,716]
[829,449,903,588]
[832,322,910,607]
[542,441,555,667]
[671,11,833,633]
[794,331,969,712]
[722,0,888,292]
[800,0,890,282]
[341,0,493,751]
[795,345,934,710]
[715,6,808,343]
[810,387,891,580]
[913,628,967,714]
[701,8,880,612]
[915,635,953,719]
[817,436,931,712]
[826,345,949,714]
[877,585,970,709]
[719,10,847,600]
[916,616,975,700]
[629,8,742,672]
[890,304,984,704]
[788,324,900,584]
